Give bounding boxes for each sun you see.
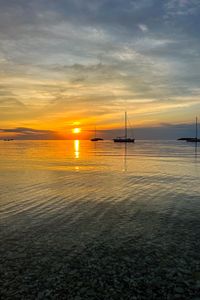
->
[73,128,81,134]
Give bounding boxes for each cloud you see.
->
[138,24,149,32]
[0,0,200,136]
[165,0,200,16]
[0,98,25,108]
[0,127,60,140]
[0,127,54,135]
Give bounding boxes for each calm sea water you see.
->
[0,140,200,299]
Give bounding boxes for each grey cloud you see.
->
[0,127,54,135]
[0,98,25,108]
[0,0,200,130]
[165,0,200,16]
[0,127,61,140]
[93,122,198,140]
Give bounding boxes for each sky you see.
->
[0,0,200,139]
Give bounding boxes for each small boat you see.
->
[91,137,104,141]
[90,126,104,142]
[114,112,135,143]
[178,117,200,143]
[178,137,200,142]
[3,138,14,141]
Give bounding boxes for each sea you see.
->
[0,140,200,299]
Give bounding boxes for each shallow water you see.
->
[0,140,200,299]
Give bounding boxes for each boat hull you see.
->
[178,117,199,143]
[90,138,104,141]
[113,138,135,143]
[178,138,200,142]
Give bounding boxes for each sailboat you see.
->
[113,112,135,143]
[178,116,200,142]
[90,126,104,141]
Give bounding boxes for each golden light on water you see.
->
[74,140,80,159]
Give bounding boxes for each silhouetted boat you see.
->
[90,126,104,141]
[91,137,104,141]
[178,137,200,142]
[3,139,14,141]
[113,112,135,143]
[178,117,200,142]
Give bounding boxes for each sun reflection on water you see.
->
[74,140,80,159]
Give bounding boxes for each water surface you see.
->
[0,140,200,299]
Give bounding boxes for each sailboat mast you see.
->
[196,116,198,140]
[125,111,127,139]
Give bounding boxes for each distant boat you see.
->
[113,112,135,143]
[4,139,13,141]
[178,117,200,143]
[91,137,104,141]
[90,126,104,142]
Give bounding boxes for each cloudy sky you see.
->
[0,0,200,139]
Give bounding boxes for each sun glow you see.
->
[73,128,81,134]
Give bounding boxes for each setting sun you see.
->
[73,128,81,134]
